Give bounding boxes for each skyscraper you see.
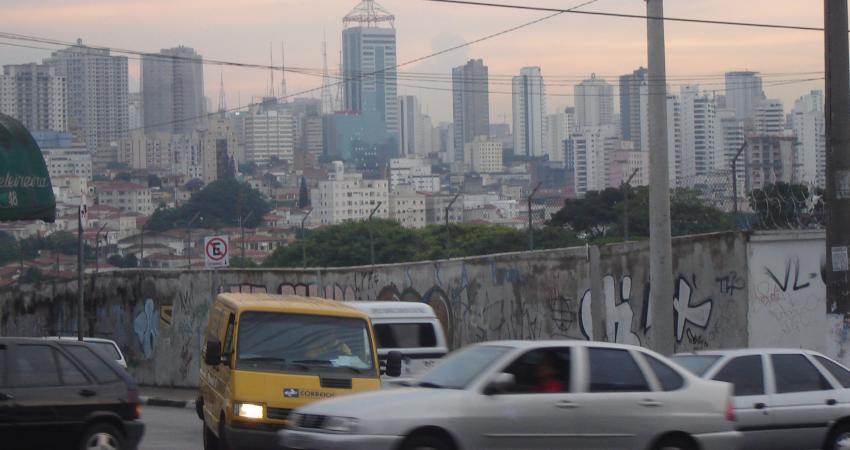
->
[141,46,205,135]
[679,85,716,184]
[725,71,764,122]
[790,91,826,187]
[544,112,570,165]
[512,67,546,157]
[0,63,67,133]
[575,74,614,128]
[342,0,398,137]
[754,99,785,134]
[619,67,647,149]
[452,59,490,161]
[46,39,128,150]
[399,95,423,156]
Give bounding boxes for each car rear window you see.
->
[644,354,685,391]
[815,355,850,388]
[374,323,437,349]
[56,351,89,385]
[66,345,121,384]
[772,354,832,393]
[713,355,765,396]
[88,341,122,360]
[588,348,650,393]
[671,355,722,376]
[14,344,61,387]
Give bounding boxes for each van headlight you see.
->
[322,416,359,433]
[234,402,264,419]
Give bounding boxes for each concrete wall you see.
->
[0,231,752,387]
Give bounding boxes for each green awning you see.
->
[0,113,56,222]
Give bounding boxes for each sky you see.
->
[1,0,830,124]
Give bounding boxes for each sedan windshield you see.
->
[671,355,722,376]
[236,312,375,375]
[417,345,511,389]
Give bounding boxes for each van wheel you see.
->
[202,421,218,450]
[653,436,696,450]
[195,397,204,420]
[826,424,850,450]
[218,416,231,450]
[80,423,125,450]
[401,434,451,450]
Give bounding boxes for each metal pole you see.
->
[77,207,84,341]
[95,223,107,274]
[445,193,461,260]
[301,208,313,268]
[139,222,145,268]
[825,0,850,314]
[240,210,254,265]
[623,168,639,241]
[731,143,747,217]
[368,202,382,265]
[646,0,674,354]
[528,182,542,250]
[186,212,201,269]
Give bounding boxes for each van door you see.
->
[202,306,230,430]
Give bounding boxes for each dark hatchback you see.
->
[0,337,144,450]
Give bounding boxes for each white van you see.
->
[345,301,448,384]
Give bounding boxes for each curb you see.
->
[140,396,196,409]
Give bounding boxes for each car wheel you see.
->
[827,425,850,450]
[218,416,231,450]
[654,436,695,450]
[195,397,204,420]
[202,420,218,450]
[80,423,125,450]
[401,434,451,450]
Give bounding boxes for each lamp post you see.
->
[368,202,383,265]
[445,192,461,260]
[622,168,639,241]
[94,223,107,274]
[527,182,542,250]
[186,212,201,269]
[301,208,313,268]
[731,143,747,218]
[240,210,254,265]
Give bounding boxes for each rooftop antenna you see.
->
[336,48,344,111]
[343,0,395,28]
[268,42,275,99]
[280,41,288,103]
[218,71,227,115]
[321,30,333,114]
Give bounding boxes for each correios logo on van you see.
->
[284,388,335,399]
[283,388,299,398]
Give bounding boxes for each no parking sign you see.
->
[204,235,230,268]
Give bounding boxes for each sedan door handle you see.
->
[639,399,663,407]
[555,400,579,409]
[754,402,767,410]
[827,399,838,406]
[78,389,96,398]
[0,393,13,401]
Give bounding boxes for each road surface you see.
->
[140,405,202,450]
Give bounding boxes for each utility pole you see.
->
[528,182,542,250]
[94,223,107,274]
[825,0,850,314]
[240,210,254,265]
[77,204,85,341]
[301,208,313,268]
[139,221,145,268]
[186,212,201,269]
[368,202,383,265]
[445,193,461,260]
[623,168,639,241]
[646,0,674,354]
[731,143,747,219]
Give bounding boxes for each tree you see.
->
[548,188,623,238]
[107,254,138,268]
[20,267,45,283]
[148,174,162,188]
[0,231,19,266]
[147,178,271,231]
[298,177,310,209]
[114,172,131,182]
[239,163,258,176]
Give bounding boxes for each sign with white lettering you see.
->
[204,236,230,268]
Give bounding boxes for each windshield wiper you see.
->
[239,357,308,371]
[418,381,445,389]
[292,359,332,366]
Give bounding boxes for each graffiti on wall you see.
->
[278,282,355,301]
[754,257,822,334]
[133,298,158,359]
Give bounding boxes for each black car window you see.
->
[0,346,5,387]
[815,355,850,388]
[56,350,89,385]
[713,355,764,396]
[644,354,685,391]
[772,354,832,393]
[14,344,61,387]
[588,348,650,393]
[65,346,121,384]
[502,348,572,394]
[374,323,438,348]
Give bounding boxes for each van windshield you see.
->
[236,312,375,375]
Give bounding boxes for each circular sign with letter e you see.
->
[204,235,230,268]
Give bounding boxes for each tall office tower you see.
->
[574,74,614,128]
[619,67,647,149]
[725,71,764,122]
[452,58,490,161]
[0,63,67,132]
[512,66,546,157]
[790,91,826,187]
[342,0,398,137]
[46,39,128,151]
[141,46,205,135]
[679,85,716,184]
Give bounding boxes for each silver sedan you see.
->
[280,340,741,450]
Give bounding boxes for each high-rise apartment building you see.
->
[196,118,238,183]
[452,59,490,161]
[512,67,546,157]
[754,99,785,134]
[46,39,129,151]
[544,112,571,165]
[575,74,614,128]
[746,134,797,191]
[679,85,716,184]
[244,102,296,164]
[128,92,142,130]
[790,91,826,188]
[619,67,647,149]
[725,71,764,122]
[315,161,389,225]
[463,136,503,174]
[0,64,67,133]
[715,108,746,177]
[568,125,619,196]
[141,46,205,135]
[399,95,425,156]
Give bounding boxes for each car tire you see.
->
[653,435,695,450]
[218,416,231,450]
[401,434,452,450]
[826,424,850,450]
[80,422,125,450]
[203,421,218,450]
[195,397,204,420]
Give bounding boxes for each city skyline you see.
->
[2,0,826,123]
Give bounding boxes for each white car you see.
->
[47,336,128,369]
[280,340,741,450]
[673,348,850,450]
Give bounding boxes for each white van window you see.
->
[374,323,437,349]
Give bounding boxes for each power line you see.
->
[422,0,828,32]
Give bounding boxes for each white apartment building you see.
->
[390,158,430,190]
[0,64,67,132]
[574,74,614,128]
[512,67,546,157]
[725,71,764,122]
[569,125,619,196]
[315,161,389,225]
[755,99,785,134]
[42,144,92,180]
[425,192,464,225]
[244,105,296,164]
[544,112,570,165]
[463,136,503,174]
[389,188,427,229]
[196,118,239,183]
[119,131,174,171]
[94,181,154,216]
[790,90,826,188]
[608,143,649,188]
[679,85,716,185]
[715,108,746,177]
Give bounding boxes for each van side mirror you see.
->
[484,372,515,395]
[204,340,222,366]
[385,351,403,378]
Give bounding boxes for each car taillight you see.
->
[725,398,736,422]
[133,404,142,420]
[128,388,141,419]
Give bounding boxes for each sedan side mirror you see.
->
[204,340,222,366]
[385,351,403,378]
[484,372,515,395]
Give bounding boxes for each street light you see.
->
[527,182,543,251]
[445,192,461,260]
[622,168,639,241]
[239,210,254,265]
[138,220,145,268]
[368,202,383,265]
[731,142,748,220]
[301,208,313,268]
[186,212,201,269]
[94,223,108,274]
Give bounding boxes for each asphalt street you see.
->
[140,405,203,450]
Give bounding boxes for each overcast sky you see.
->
[2,0,829,123]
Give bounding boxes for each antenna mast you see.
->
[268,42,275,98]
[218,72,227,114]
[321,32,333,114]
[281,42,288,102]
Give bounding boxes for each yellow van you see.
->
[196,293,400,450]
